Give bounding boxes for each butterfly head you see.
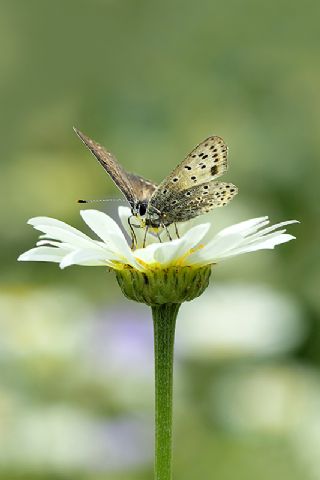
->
[130,200,149,219]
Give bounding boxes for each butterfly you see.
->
[74,128,238,231]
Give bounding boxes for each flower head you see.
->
[18,207,297,305]
[18,206,297,272]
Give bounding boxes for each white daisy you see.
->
[18,207,297,272]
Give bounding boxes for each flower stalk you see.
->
[152,303,180,480]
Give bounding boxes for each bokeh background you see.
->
[1,0,319,479]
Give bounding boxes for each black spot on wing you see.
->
[211,165,219,176]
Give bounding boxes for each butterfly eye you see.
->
[139,203,147,216]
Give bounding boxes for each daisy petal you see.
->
[28,217,95,247]
[118,206,132,235]
[80,210,143,269]
[59,248,116,269]
[135,223,210,267]
[30,224,97,248]
[245,220,299,243]
[215,216,269,238]
[80,210,128,251]
[156,223,210,265]
[220,233,296,259]
[186,232,243,265]
[28,216,93,239]
[18,246,67,263]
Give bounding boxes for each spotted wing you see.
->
[149,136,229,212]
[74,127,137,205]
[155,181,238,224]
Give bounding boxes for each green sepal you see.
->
[116,265,211,306]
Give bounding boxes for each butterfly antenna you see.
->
[77,198,122,204]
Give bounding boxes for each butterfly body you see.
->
[74,128,238,231]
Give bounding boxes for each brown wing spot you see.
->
[211,165,218,175]
[198,152,204,157]
[171,200,178,205]
[172,177,179,183]
[162,189,168,194]
[191,175,197,180]
[184,165,192,170]
[230,188,235,192]
[203,185,209,189]
[185,191,191,196]
[202,154,208,159]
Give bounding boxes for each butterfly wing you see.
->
[74,127,138,206]
[127,173,157,205]
[154,181,238,224]
[156,135,228,192]
[147,136,235,224]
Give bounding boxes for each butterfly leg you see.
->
[143,225,149,248]
[174,223,180,239]
[165,225,172,241]
[128,216,137,250]
[156,231,162,243]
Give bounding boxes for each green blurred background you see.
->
[1,0,319,479]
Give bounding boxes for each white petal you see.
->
[133,243,162,265]
[18,247,67,263]
[59,249,116,269]
[213,216,269,238]
[118,206,132,235]
[30,224,98,249]
[80,209,125,244]
[219,233,296,259]
[134,223,210,267]
[186,232,243,265]
[28,216,93,237]
[155,223,210,265]
[80,210,142,270]
[28,216,94,242]
[245,220,299,243]
[186,218,298,265]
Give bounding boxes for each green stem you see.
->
[152,303,181,480]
